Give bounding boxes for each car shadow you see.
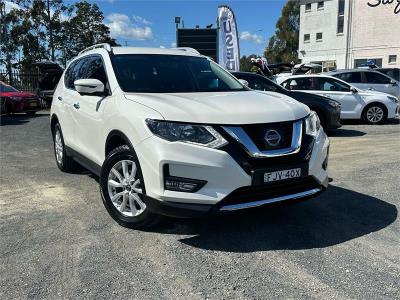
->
[340,119,400,126]
[0,112,50,126]
[152,185,397,252]
[327,128,366,137]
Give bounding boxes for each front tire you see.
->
[362,104,387,124]
[100,145,160,229]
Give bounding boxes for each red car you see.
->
[0,82,41,115]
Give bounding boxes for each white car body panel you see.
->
[124,91,309,124]
[50,46,330,217]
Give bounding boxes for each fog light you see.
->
[165,176,206,193]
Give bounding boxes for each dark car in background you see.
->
[376,68,400,82]
[0,81,41,115]
[232,72,341,131]
[33,61,63,108]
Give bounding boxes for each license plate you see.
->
[264,168,301,183]
[30,103,38,107]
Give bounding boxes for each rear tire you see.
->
[53,123,77,172]
[362,104,387,124]
[100,145,161,229]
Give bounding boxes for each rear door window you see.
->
[283,77,314,90]
[365,72,391,84]
[335,72,362,83]
[315,77,351,92]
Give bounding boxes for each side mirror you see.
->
[390,79,398,86]
[350,86,358,93]
[74,79,105,96]
[238,79,249,87]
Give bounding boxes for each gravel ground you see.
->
[0,112,399,300]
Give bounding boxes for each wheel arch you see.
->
[50,114,59,135]
[362,101,388,116]
[105,130,135,157]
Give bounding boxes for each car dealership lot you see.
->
[0,112,399,299]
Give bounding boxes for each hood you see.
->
[0,91,37,98]
[124,91,309,125]
[358,89,393,98]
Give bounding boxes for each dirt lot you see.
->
[0,112,399,299]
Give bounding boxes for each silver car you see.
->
[328,69,399,99]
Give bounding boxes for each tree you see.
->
[239,54,258,72]
[30,0,70,61]
[0,2,20,78]
[59,1,117,65]
[264,0,300,64]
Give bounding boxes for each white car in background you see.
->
[328,69,400,99]
[280,74,399,124]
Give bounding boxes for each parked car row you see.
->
[232,72,341,130]
[278,74,399,124]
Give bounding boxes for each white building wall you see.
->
[350,1,400,68]
[299,0,349,69]
[298,0,400,69]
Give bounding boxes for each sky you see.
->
[88,0,286,56]
[4,0,287,57]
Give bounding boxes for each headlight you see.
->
[145,119,228,149]
[305,111,321,137]
[387,96,399,104]
[10,96,22,101]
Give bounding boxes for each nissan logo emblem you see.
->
[265,129,281,147]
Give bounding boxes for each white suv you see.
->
[51,44,330,229]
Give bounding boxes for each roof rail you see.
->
[78,43,112,56]
[171,47,201,55]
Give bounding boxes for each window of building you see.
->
[317,1,324,10]
[337,0,345,34]
[388,55,397,64]
[304,34,310,43]
[316,32,323,41]
[354,58,383,68]
[305,3,312,12]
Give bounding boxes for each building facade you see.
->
[298,0,400,70]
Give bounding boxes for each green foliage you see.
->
[0,0,118,70]
[239,54,258,72]
[60,1,117,65]
[264,0,300,64]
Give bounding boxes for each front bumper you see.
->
[136,125,330,218]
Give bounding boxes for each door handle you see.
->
[57,96,62,101]
[73,102,80,109]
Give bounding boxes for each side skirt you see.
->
[65,146,102,177]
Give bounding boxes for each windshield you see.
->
[0,82,19,93]
[112,54,246,93]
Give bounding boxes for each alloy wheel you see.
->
[366,106,384,123]
[107,160,146,217]
[55,129,63,165]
